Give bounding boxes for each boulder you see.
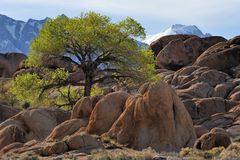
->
[182,99,198,119]
[194,43,240,74]
[150,34,196,56]
[105,82,196,152]
[171,66,230,89]
[194,128,231,150]
[65,132,103,151]
[0,125,26,150]
[71,97,94,119]
[156,36,226,70]
[212,82,235,98]
[0,108,70,149]
[41,56,76,72]
[198,70,230,86]
[156,39,190,70]
[228,35,240,45]
[194,125,209,138]
[184,36,226,60]
[194,98,229,119]
[4,53,27,70]
[182,97,237,120]
[0,54,11,77]
[197,106,240,141]
[0,142,23,155]
[229,91,240,101]
[19,108,69,140]
[231,64,240,78]
[226,125,240,142]
[46,119,88,141]
[176,82,214,99]
[0,53,27,78]
[0,104,20,123]
[67,68,85,82]
[86,91,130,135]
[42,141,68,156]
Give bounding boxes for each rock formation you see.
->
[105,82,196,152]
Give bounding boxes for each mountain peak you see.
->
[143,24,211,45]
[171,24,186,28]
[0,14,47,54]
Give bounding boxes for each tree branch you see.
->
[92,74,128,84]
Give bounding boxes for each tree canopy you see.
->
[27,12,157,96]
[11,12,158,108]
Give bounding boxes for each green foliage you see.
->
[54,85,83,110]
[90,85,103,97]
[0,80,19,107]
[10,68,82,109]
[26,12,157,96]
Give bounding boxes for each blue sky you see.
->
[1,0,240,38]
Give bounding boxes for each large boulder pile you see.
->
[0,104,20,123]
[196,105,240,142]
[158,65,240,120]
[153,35,240,152]
[47,82,196,153]
[0,81,197,157]
[0,132,103,157]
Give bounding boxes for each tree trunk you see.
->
[84,75,92,96]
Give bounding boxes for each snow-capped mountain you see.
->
[0,14,47,53]
[143,24,211,44]
[0,15,211,52]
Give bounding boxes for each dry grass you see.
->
[219,143,240,160]
[180,147,224,160]
[3,142,240,160]
[86,147,158,160]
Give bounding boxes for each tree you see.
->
[27,12,157,96]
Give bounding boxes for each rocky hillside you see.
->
[0,14,46,53]
[0,35,240,159]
